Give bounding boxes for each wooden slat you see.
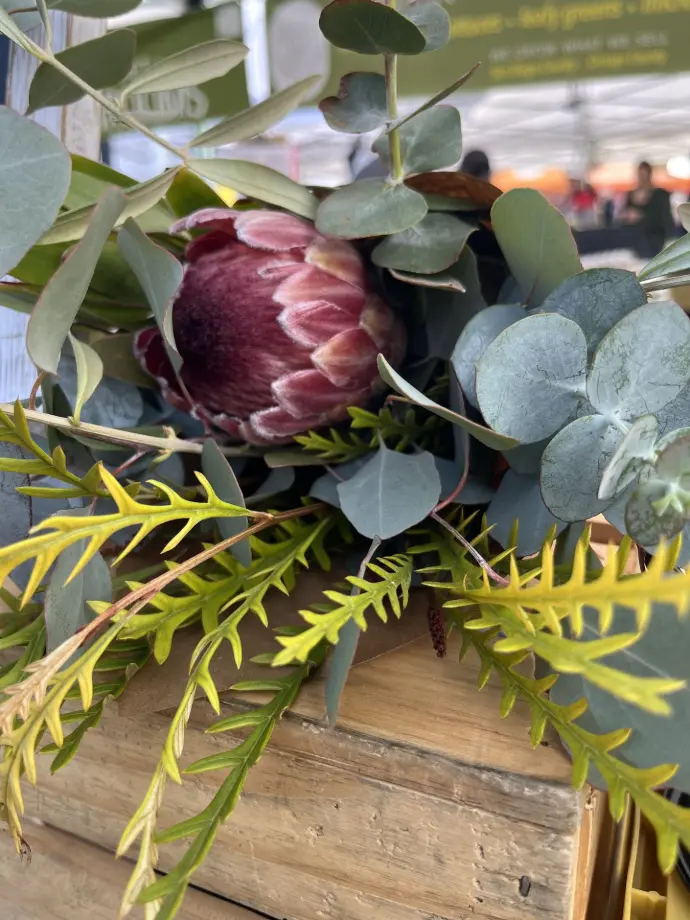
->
[0,821,259,920]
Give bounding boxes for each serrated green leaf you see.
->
[319,0,425,53]
[377,354,519,450]
[27,188,126,375]
[28,30,136,113]
[40,167,181,245]
[191,75,320,148]
[491,189,582,308]
[0,106,71,279]
[319,71,387,134]
[476,313,588,444]
[188,158,316,220]
[316,178,428,239]
[372,212,473,275]
[121,39,247,102]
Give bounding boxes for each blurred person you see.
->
[460,149,491,182]
[565,178,599,229]
[620,161,674,257]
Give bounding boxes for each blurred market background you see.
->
[2,0,690,399]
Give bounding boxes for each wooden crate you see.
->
[13,615,600,920]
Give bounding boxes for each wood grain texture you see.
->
[0,821,259,920]
[23,635,583,920]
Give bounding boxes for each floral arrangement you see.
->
[2,0,690,915]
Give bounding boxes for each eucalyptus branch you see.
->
[0,403,254,457]
[385,53,403,182]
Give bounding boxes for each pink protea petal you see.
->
[278,300,355,348]
[312,328,379,389]
[272,368,368,416]
[359,295,396,349]
[234,211,319,252]
[171,208,238,235]
[273,265,364,315]
[305,237,366,289]
[241,407,328,444]
[185,230,239,263]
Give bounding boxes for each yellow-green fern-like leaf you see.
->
[457,623,690,874]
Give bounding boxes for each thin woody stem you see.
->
[431,511,510,586]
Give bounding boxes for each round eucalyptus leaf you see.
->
[656,428,690,488]
[309,457,369,508]
[425,247,487,360]
[606,487,690,566]
[625,478,685,546]
[374,105,462,176]
[540,415,623,522]
[315,178,428,239]
[581,603,690,792]
[372,213,473,275]
[319,0,426,54]
[587,302,690,419]
[27,30,136,113]
[337,445,441,539]
[319,72,388,134]
[656,381,690,438]
[538,268,646,357]
[598,414,658,501]
[504,439,549,476]
[434,456,496,506]
[487,470,566,556]
[476,313,588,444]
[0,106,71,280]
[490,189,581,308]
[451,303,525,408]
[401,0,450,50]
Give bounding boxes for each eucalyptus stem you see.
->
[640,273,690,293]
[38,51,185,160]
[385,53,403,182]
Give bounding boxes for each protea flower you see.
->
[135,209,405,444]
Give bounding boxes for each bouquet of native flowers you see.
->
[2,0,690,913]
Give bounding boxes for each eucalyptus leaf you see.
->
[656,380,690,438]
[309,457,370,508]
[387,63,481,135]
[538,268,646,356]
[491,189,581,308]
[487,470,566,556]
[587,302,690,419]
[319,0,426,54]
[337,445,441,539]
[44,515,112,654]
[638,231,690,281]
[372,212,473,275]
[319,72,387,134]
[27,188,126,375]
[201,440,250,567]
[377,355,519,450]
[401,0,450,51]
[120,39,248,100]
[28,30,136,112]
[0,106,71,279]
[91,333,154,388]
[325,618,361,726]
[624,478,685,546]
[56,354,144,429]
[68,334,104,426]
[504,440,549,476]
[52,0,141,15]
[166,168,226,218]
[434,457,495,505]
[476,314,588,444]
[374,106,461,176]
[425,247,486,360]
[118,218,184,373]
[188,158,316,220]
[656,428,690,488]
[315,178,427,239]
[598,414,658,501]
[581,603,690,792]
[245,467,296,505]
[605,488,690,567]
[40,167,181,245]
[0,446,32,592]
[540,415,623,522]
[451,304,525,408]
[191,76,320,148]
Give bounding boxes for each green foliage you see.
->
[315,178,428,239]
[319,0,426,54]
[457,624,690,874]
[0,466,252,603]
[272,553,412,665]
[319,72,388,134]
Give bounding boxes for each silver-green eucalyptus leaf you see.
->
[372,212,474,275]
[540,415,623,522]
[476,313,588,444]
[319,0,426,54]
[316,179,428,239]
[319,72,388,134]
[487,470,566,556]
[587,302,690,419]
[401,0,450,51]
[201,440,251,567]
[374,105,461,176]
[598,414,658,501]
[451,303,525,408]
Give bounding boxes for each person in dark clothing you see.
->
[459,149,491,182]
[621,161,674,258]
